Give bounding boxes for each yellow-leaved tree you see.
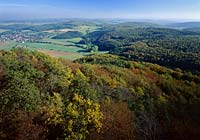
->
[43,93,103,140]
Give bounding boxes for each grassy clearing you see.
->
[61,53,86,60]
[66,38,82,42]
[40,38,82,45]
[75,25,99,34]
[41,38,70,45]
[39,49,85,60]
[17,42,84,52]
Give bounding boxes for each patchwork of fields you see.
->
[0,38,86,60]
[0,24,105,60]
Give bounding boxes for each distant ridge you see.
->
[103,22,163,30]
[167,22,200,29]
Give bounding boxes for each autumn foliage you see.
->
[0,49,200,140]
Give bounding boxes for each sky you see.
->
[0,0,200,21]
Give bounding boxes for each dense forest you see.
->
[81,27,200,74]
[52,31,83,39]
[0,49,200,140]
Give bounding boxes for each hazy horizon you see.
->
[0,0,200,21]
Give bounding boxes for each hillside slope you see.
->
[82,27,200,73]
[0,49,200,140]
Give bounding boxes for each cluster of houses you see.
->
[0,31,43,43]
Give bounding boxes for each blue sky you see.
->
[0,0,200,20]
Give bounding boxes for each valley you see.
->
[0,19,200,140]
[0,22,102,60]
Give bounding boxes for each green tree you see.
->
[0,77,40,112]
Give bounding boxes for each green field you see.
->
[40,38,82,46]
[59,52,88,60]
[20,42,83,52]
[75,25,99,34]
[0,39,108,60]
[0,24,105,60]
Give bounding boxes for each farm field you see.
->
[0,25,107,60]
[74,25,100,34]
[38,49,86,60]
[40,38,82,46]
[0,42,89,60]
[0,41,87,60]
[18,42,84,52]
[0,23,106,60]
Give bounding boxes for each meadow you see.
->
[0,40,87,60]
[0,24,104,60]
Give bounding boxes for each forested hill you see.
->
[81,27,200,74]
[103,22,162,30]
[0,49,200,140]
[184,27,200,33]
[167,22,200,29]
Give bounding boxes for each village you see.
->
[0,31,45,43]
